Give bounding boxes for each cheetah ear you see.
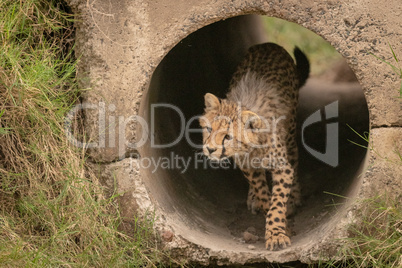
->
[241,111,262,130]
[204,93,220,112]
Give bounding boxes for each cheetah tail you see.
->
[294,47,310,88]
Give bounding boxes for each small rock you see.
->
[243,231,258,243]
[246,226,257,234]
[247,245,256,250]
[161,230,174,242]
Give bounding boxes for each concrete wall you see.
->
[67,0,401,264]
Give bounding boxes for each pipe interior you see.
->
[139,15,369,253]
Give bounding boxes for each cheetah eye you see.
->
[224,134,233,140]
[205,127,212,133]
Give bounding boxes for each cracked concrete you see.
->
[68,0,401,265]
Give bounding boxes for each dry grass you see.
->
[346,196,402,267]
[319,195,402,268]
[0,0,163,266]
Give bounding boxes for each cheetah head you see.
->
[199,93,263,161]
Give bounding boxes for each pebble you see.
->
[243,231,259,243]
[161,230,174,242]
[247,245,256,250]
[246,226,257,234]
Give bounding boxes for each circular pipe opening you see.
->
[139,15,369,257]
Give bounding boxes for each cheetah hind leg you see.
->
[286,178,302,217]
[247,186,259,214]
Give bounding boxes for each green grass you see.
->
[263,17,342,75]
[344,196,401,267]
[319,195,402,268]
[0,0,163,266]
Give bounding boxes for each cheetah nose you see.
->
[207,147,217,154]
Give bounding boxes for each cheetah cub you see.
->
[199,43,309,250]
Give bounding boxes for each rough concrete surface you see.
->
[67,0,401,265]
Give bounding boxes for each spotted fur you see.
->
[199,43,309,250]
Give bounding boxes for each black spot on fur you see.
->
[253,172,261,178]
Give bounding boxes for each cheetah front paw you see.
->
[265,231,291,251]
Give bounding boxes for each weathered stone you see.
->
[161,230,175,243]
[243,231,259,244]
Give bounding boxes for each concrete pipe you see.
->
[68,0,402,264]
